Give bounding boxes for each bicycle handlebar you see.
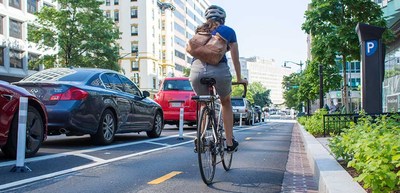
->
[231,82,247,98]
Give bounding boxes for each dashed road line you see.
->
[148,171,182,185]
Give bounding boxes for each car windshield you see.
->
[22,68,89,82]
[231,99,244,106]
[163,80,193,91]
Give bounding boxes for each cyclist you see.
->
[189,5,248,153]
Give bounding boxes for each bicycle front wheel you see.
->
[197,107,216,185]
[222,134,233,171]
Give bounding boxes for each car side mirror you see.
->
[142,91,150,98]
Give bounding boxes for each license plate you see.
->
[233,109,238,112]
[170,102,183,107]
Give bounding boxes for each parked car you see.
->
[14,68,164,145]
[0,81,47,158]
[154,77,197,127]
[231,97,253,125]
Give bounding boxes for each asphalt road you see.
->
[0,121,294,193]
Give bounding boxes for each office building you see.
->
[228,56,295,106]
[100,0,210,93]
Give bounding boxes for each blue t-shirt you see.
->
[212,25,237,63]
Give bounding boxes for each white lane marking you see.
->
[75,154,106,162]
[0,132,197,168]
[0,140,194,190]
[146,141,170,146]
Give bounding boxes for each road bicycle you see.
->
[191,78,247,185]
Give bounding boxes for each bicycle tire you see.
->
[222,136,233,171]
[197,107,216,184]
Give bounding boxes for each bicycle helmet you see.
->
[205,5,226,24]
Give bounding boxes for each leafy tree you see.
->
[183,67,190,77]
[232,81,271,108]
[29,0,121,71]
[302,0,392,112]
[282,73,302,110]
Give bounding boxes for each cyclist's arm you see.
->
[229,42,247,84]
[229,42,241,79]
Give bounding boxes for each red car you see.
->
[154,77,197,127]
[0,81,47,158]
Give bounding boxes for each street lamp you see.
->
[284,61,304,72]
[283,60,308,114]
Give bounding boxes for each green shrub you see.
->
[329,114,400,193]
[298,116,307,125]
[303,109,327,136]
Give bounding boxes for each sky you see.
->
[209,0,311,70]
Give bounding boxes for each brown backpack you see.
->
[186,32,228,65]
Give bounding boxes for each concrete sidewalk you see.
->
[282,122,366,193]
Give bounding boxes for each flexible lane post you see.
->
[239,113,242,127]
[11,97,31,172]
[178,108,184,140]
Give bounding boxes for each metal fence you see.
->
[323,112,400,137]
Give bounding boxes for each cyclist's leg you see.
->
[220,95,234,146]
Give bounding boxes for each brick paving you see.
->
[281,124,318,193]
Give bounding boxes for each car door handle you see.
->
[1,94,13,101]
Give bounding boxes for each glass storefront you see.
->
[382,0,400,112]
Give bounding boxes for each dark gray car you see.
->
[14,68,164,145]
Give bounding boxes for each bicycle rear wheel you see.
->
[197,107,216,185]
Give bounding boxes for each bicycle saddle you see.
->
[200,78,216,86]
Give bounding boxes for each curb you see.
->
[297,123,366,193]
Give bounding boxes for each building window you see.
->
[114,11,119,22]
[9,19,22,39]
[153,77,156,89]
[105,0,110,6]
[0,47,4,66]
[131,42,138,54]
[10,49,24,69]
[105,11,111,18]
[131,24,138,36]
[131,0,137,2]
[114,0,118,5]
[9,0,20,9]
[174,50,185,60]
[131,60,139,71]
[132,72,139,86]
[131,7,138,18]
[27,0,38,14]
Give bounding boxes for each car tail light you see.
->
[50,87,88,101]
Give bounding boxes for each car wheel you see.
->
[91,109,116,145]
[1,106,45,158]
[147,111,163,138]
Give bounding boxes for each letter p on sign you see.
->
[366,40,377,56]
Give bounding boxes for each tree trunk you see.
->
[342,55,349,113]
